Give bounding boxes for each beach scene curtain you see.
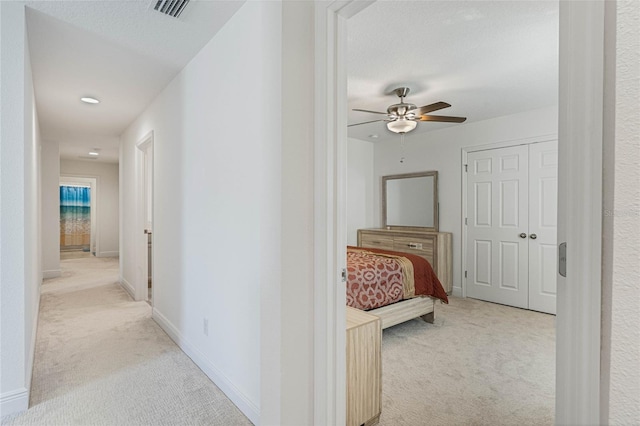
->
[60,185,91,248]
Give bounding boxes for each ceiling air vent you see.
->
[153,0,190,18]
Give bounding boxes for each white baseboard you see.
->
[26,290,40,398]
[97,251,119,258]
[0,388,28,418]
[42,270,61,279]
[120,277,135,299]
[152,308,259,425]
[452,286,463,298]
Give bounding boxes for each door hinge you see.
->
[464,164,468,172]
[341,268,347,282]
[464,270,467,278]
[465,217,468,225]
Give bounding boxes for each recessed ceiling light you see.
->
[88,151,99,156]
[81,97,100,104]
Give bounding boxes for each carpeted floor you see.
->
[1,256,251,426]
[378,296,555,425]
[2,255,554,426]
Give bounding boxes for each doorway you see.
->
[338,1,568,424]
[136,132,154,304]
[320,1,606,424]
[59,176,97,258]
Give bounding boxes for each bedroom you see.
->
[344,1,559,425]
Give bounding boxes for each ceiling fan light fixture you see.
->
[387,118,417,134]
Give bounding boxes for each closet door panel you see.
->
[466,145,529,309]
[528,141,558,314]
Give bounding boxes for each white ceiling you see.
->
[24,1,558,161]
[347,0,559,143]
[25,0,245,163]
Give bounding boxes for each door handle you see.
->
[530,233,537,239]
[519,233,527,239]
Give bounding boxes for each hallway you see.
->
[1,256,250,426]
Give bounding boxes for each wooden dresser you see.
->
[346,307,381,426]
[357,228,453,294]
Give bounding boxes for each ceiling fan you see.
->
[349,87,467,134]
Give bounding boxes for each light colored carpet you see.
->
[378,296,555,425]
[1,256,251,426]
[2,255,553,425]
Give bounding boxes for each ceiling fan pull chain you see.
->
[400,133,406,164]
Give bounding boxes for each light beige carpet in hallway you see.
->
[1,255,250,426]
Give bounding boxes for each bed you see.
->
[346,246,448,329]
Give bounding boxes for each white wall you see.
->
[370,106,558,295]
[59,160,119,257]
[0,2,42,415]
[41,140,60,278]
[601,0,640,423]
[347,138,375,245]
[120,3,284,423]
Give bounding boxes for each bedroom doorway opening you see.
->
[136,132,154,304]
[341,1,563,424]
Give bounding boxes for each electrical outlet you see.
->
[203,318,209,336]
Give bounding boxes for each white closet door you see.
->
[528,141,558,314]
[466,145,529,309]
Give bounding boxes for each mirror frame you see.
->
[382,170,439,231]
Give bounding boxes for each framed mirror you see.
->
[382,171,438,231]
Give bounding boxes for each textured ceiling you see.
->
[347,0,559,142]
[25,0,245,163]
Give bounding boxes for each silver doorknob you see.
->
[519,233,527,239]
[530,234,537,239]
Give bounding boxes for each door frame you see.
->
[134,131,154,302]
[460,134,558,299]
[313,1,373,424]
[315,0,605,424]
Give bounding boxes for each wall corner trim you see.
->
[0,387,29,418]
[152,308,260,425]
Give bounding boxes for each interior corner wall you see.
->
[347,138,375,245]
[119,2,282,423]
[371,106,558,295]
[41,140,60,278]
[59,160,119,257]
[0,1,42,416]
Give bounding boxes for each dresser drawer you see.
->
[393,237,435,261]
[360,235,394,250]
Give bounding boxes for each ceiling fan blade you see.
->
[415,102,451,116]
[353,108,388,115]
[417,115,467,123]
[348,119,385,127]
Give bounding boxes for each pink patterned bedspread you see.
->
[346,249,404,310]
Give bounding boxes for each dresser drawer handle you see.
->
[407,243,422,249]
